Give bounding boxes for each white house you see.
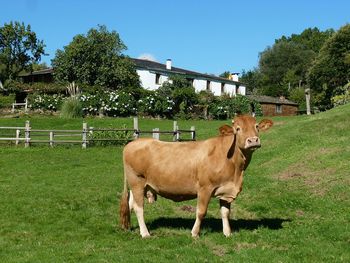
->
[19,58,246,96]
[132,58,246,96]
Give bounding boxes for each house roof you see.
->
[131,58,242,85]
[19,58,243,86]
[19,68,54,76]
[247,95,298,106]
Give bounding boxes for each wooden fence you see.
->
[0,117,195,148]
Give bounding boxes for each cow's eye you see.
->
[236,126,241,132]
[255,124,259,131]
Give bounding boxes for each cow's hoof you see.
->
[223,232,232,237]
[141,233,151,238]
[191,232,200,238]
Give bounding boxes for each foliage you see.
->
[0,94,15,108]
[259,41,315,96]
[289,87,308,111]
[307,24,350,109]
[159,75,199,118]
[4,80,66,94]
[209,94,262,119]
[240,68,264,94]
[331,82,350,107]
[28,93,64,111]
[249,27,333,106]
[88,125,132,146]
[60,97,83,118]
[275,27,334,53]
[52,25,140,89]
[219,71,231,79]
[80,90,136,117]
[137,90,174,118]
[0,21,46,81]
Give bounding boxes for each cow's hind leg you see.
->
[129,180,150,238]
[191,188,211,237]
[220,199,232,237]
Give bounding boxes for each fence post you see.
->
[190,126,196,141]
[152,128,160,140]
[24,120,31,148]
[82,122,87,149]
[173,121,178,141]
[24,98,28,113]
[15,129,21,145]
[49,131,54,147]
[133,117,139,139]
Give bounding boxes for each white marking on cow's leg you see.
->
[133,203,150,238]
[128,191,134,212]
[220,199,232,237]
[131,185,150,238]
[191,190,211,237]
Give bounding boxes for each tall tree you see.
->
[259,41,315,96]
[0,21,46,81]
[255,27,333,97]
[240,69,264,94]
[308,24,350,109]
[276,27,334,53]
[52,25,140,89]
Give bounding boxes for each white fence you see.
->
[0,117,196,148]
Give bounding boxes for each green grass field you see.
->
[1,105,349,262]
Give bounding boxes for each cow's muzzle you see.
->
[245,136,261,150]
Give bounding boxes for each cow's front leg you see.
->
[220,199,232,237]
[191,189,211,237]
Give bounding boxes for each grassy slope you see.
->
[0,106,349,262]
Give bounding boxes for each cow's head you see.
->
[219,115,273,154]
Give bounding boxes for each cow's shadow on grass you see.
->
[147,217,291,233]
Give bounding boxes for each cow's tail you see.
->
[119,169,131,230]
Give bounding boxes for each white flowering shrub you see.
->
[137,92,174,117]
[29,93,64,111]
[81,90,136,116]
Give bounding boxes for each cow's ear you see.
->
[258,119,273,131]
[219,124,234,136]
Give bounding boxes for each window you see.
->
[235,85,240,95]
[155,74,161,85]
[221,83,225,94]
[206,80,211,91]
[186,78,194,86]
[276,104,282,114]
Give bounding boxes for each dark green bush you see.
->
[88,125,132,146]
[5,80,66,94]
[209,94,262,119]
[0,94,15,108]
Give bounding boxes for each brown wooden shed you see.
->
[247,95,298,116]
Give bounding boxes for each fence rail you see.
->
[0,117,195,148]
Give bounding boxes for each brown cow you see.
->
[120,115,272,237]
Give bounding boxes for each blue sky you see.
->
[1,0,349,76]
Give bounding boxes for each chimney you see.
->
[230,72,239,82]
[166,59,172,70]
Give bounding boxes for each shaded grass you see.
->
[1,105,350,262]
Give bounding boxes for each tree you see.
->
[259,41,315,96]
[254,27,333,98]
[308,24,350,109]
[240,68,264,94]
[158,74,198,116]
[275,27,334,53]
[0,21,46,81]
[219,71,231,79]
[52,25,140,89]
